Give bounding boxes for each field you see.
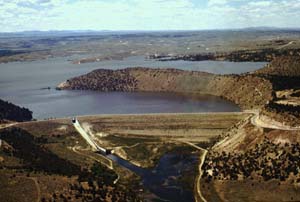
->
[1,29,300,64]
[74,113,247,167]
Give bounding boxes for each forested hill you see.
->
[0,99,32,122]
[256,56,300,77]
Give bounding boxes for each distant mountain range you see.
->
[1,27,300,38]
[240,26,300,31]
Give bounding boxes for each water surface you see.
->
[108,152,198,202]
[0,55,257,119]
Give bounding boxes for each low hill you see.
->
[256,56,300,77]
[57,67,273,109]
[0,99,32,122]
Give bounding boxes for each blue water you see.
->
[0,56,245,119]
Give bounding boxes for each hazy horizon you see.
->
[1,0,300,32]
[1,26,300,34]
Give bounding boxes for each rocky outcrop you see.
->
[57,67,273,109]
[0,99,32,122]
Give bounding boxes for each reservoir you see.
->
[0,56,266,119]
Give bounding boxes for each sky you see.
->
[0,0,300,32]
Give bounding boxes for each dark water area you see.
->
[12,90,240,119]
[108,152,198,202]
[0,55,263,119]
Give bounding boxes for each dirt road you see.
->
[251,113,300,131]
[180,141,208,202]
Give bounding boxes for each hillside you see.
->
[0,99,32,122]
[0,125,140,202]
[201,116,300,202]
[253,56,300,126]
[255,56,300,77]
[262,101,300,127]
[57,67,273,109]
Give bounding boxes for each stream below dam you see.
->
[107,152,199,202]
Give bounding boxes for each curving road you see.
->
[250,112,300,131]
[179,140,208,202]
[0,123,17,130]
[30,177,41,202]
[197,149,208,202]
[276,41,295,50]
